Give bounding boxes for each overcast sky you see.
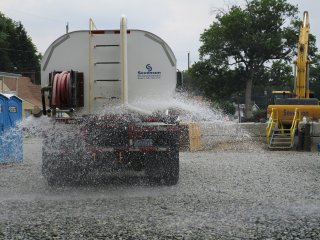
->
[1,0,319,70]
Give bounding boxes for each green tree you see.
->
[0,13,13,70]
[309,54,320,99]
[0,12,40,80]
[189,60,245,101]
[268,60,294,90]
[192,0,300,119]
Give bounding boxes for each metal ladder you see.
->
[266,108,301,150]
[88,19,122,112]
[269,128,292,149]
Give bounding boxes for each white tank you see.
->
[41,19,177,114]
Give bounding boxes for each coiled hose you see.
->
[52,71,71,108]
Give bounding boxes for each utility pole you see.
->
[187,51,190,70]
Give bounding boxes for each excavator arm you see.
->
[294,11,310,99]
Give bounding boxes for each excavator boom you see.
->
[294,11,310,99]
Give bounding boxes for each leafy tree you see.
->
[188,60,245,101]
[0,12,40,81]
[309,54,320,99]
[0,14,13,70]
[191,0,302,119]
[268,60,294,90]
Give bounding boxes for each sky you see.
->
[0,0,319,71]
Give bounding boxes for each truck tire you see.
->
[42,129,83,186]
[42,150,65,186]
[42,149,87,186]
[42,149,76,186]
[145,150,179,186]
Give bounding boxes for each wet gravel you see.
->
[0,138,320,239]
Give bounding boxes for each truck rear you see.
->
[40,17,180,185]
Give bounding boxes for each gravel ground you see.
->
[0,138,320,239]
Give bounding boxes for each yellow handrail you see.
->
[290,108,301,145]
[89,18,97,34]
[266,108,285,144]
[88,18,97,113]
[278,116,285,134]
[266,108,276,144]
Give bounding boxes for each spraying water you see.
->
[129,93,226,122]
[0,126,23,163]
[0,92,259,188]
[19,92,253,151]
[2,91,255,175]
[127,92,252,148]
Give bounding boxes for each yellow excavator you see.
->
[266,11,320,149]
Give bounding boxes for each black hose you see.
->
[41,86,51,115]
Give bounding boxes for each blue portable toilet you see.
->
[0,94,8,135]
[0,94,9,162]
[0,93,23,163]
[7,94,22,128]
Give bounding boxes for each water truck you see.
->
[39,16,180,185]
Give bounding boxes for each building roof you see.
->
[0,72,22,78]
[2,93,22,100]
[4,77,42,107]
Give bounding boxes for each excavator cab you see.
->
[270,91,293,105]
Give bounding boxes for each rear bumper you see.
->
[85,146,170,154]
[49,146,176,172]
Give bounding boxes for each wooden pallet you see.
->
[179,122,202,151]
